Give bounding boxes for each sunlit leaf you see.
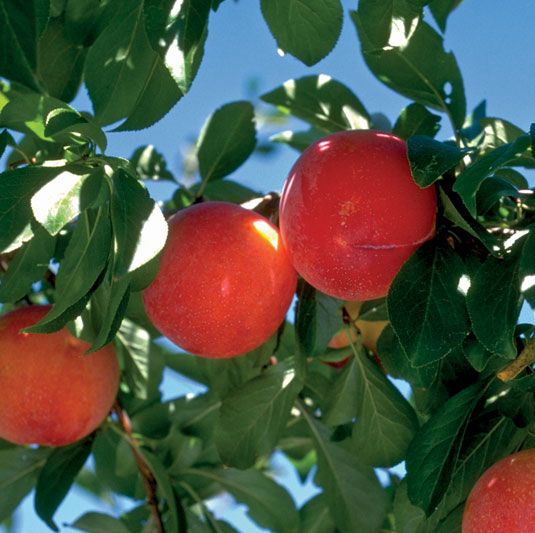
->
[0,166,59,253]
[0,223,55,303]
[196,101,256,184]
[144,0,211,94]
[111,169,168,277]
[85,0,181,129]
[262,75,370,133]
[352,10,465,128]
[261,0,343,66]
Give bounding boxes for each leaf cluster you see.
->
[0,1,534,532]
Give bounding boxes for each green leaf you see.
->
[120,505,154,532]
[199,180,260,204]
[118,319,165,401]
[493,168,528,189]
[466,254,522,359]
[461,100,486,140]
[111,169,168,277]
[0,165,59,253]
[296,283,343,357]
[164,432,203,474]
[262,75,370,133]
[270,128,325,153]
[0,447,49,522]
[112,58,183,132]
[393,103,441,140]
[50,115,107,155]
[0,128,15,158]
[462,336,493,372]
[88,276,131,352]
[196,101,256,184]
[0,223,55,303]
[453,135,531,215]
[260,0,343,66]
[388,240,470,366]
[510,373,535,393]
[0,0,46,90]
[25,207,112,333]
[520,226,535,305]
[31,167,91,235]
[358,298,388,321]
[438,184,500,254]
[406,383,482,514]
[352,11,466,128]
[138,449,185,533]
[181,468,299,533]
[130,145,175,181]
[300,409,388,533]
[214,360,303,469]
[428,0,464,32]
[433,505,463,533]
[144,0,211,94]
[211,0,226,11]
[434,413,526,520]
[353,0,425,49]
[479,117,527,152]
[92,430,143,500]
[376,325,439,388]
[164,352,210,388]
[0,90,107,151]
[407,136,466,187]
[37,17,87,103]
[299,494,336,533]
[69,512,130,533]
[85,0,182,129]
[169,392,221,440]
[196,336,276,399]
[35,437,94,531]
[64,0,116,47]
[325,354,418,467]
[392,481,427,533]
[476,177,520,214]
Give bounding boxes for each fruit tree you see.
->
[0,1,534,532]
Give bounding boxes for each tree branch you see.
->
[497,340,535,382]
[113,401,165,533]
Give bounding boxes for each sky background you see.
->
[3,0,535,531]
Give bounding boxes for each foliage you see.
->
[0,1,534,532]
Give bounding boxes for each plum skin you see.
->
[0,305,120,446]
[143,201,297,358]
[279,130,437,301]
[462,448,535,533]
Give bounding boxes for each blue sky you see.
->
[4,1,535,531]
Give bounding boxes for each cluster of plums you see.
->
[145,129,437,358]
[0,130,532,532]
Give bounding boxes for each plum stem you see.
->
[113,401,165,533]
